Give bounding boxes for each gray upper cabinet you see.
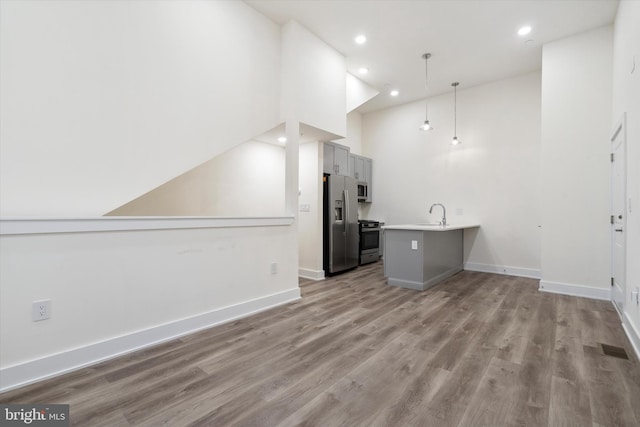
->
[348,152,373,203]
[323,142,350,176]
[325,143,373,202]
[348,153,367,181]
[349,154,356,179]
[323,143,336,174]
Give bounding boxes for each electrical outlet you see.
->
[411,240,418,250]
[32,300,51,322]
[270,262,278,275]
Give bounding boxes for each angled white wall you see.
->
[540,26,613,297]
[346,73,379,114]
[0,0,280,216]
[106,141,285,217]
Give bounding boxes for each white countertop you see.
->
[382,223,480,232]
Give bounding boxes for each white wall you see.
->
[107,141,285,217]
[280,21,346,137]
[0,223,299,390]
[0,0,302,392]
[0,0,281,216]
[362,72,542,276]
[540,26,613,296]
[333,111,363,155]
[612,0,640,352]
[298,142,324,278]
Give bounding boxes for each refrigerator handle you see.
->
[344,189,349,236]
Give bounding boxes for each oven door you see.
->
[359,227,380,264]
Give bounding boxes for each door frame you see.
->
[610,113,627,318]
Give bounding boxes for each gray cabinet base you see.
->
[387,265,462,291]
[383,228,464,291]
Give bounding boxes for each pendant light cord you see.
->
[451,82,459,137]
[422,53,432,129]
[424,55,429,90]
[454,84,457,135]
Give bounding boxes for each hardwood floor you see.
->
[2,263,639,426]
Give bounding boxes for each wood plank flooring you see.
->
[2,263,639,426]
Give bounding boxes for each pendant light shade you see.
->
[419,53,433,131]
[451,82,461,145]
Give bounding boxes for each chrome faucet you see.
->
[429,203,447,226]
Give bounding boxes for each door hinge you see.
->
[610,153,614,162]
[611,277,615,287]
[611,215,615,224]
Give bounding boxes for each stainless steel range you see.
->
[358,220,380,265]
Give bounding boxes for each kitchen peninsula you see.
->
[382,223,480,291]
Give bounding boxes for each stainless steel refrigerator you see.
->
[323,174,359,275]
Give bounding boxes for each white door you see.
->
[611,114,626,316]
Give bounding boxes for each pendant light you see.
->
[420,103,432,131]
[419,53,433,131]
[451,82,460,145]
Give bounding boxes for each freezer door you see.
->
[344,176,360,269]
[329,176,347,273]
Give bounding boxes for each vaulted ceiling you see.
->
[247,0,619,113]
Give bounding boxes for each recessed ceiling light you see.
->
[518,26,532,36]
[390,90,399,97]
[277,136,287,143]
[355,35,367,45]
[358,67,369,75]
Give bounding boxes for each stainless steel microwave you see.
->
[357,182,368,201]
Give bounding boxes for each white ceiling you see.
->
[246,0,619,113]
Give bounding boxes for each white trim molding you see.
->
[464,262,541,279]
[0,216,295,236]
[298,268,325,280]
[538,280,611,301]
[623,312,640,363]
[0,288,301,393]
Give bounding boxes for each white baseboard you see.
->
[0,288,301,393]
[464,262,541,279]
[298,268,325,280]
[538,280,611,301]
[622,312,640,363]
